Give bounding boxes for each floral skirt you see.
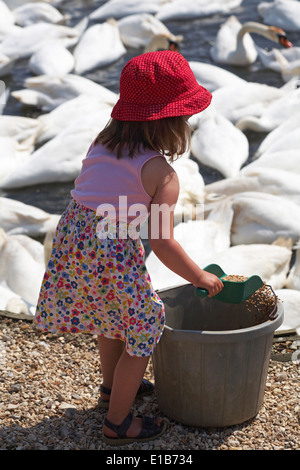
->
[34,199,165,357]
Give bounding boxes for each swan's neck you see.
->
[237,22,273,42]
[235,116,271,133]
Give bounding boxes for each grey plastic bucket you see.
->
[153,283,283,427]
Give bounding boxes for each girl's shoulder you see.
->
[141,156,179,198]
[143,154,176,174]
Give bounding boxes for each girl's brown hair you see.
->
[94,116,191,161]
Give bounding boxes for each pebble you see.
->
[275,372,288,382]
[58,402,77,410]
[1,317,299,450]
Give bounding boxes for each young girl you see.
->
[35,50,223,446]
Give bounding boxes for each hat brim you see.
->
[111,84,212,121]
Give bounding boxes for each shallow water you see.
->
[1,0,300,214]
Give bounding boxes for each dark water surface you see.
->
[1,0,300,214]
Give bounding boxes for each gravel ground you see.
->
[1,314,299,451]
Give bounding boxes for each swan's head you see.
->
[270,27,293,48]
[144,34,183,53]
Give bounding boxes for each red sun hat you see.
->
[111,50,212,121]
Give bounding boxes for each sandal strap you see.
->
[100,384,111,395]
[100,379,154,398]
[104,412,133,438]
[137,415,163,439]
[137,378,154,395]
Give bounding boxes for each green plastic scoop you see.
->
[195,264,264,304]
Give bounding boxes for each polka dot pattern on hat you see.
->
[111,51,212,121]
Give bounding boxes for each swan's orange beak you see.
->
[168,40,179,52]
[278,34,293,48]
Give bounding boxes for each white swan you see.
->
[143,34,183,53]
[274,289,300,332]
[0,1,20,41]
[29,41,75,76]
[236,85,300,133]
[204,174,264,201]
[0,52,17,77]
[270,49,300,83]
[145,198,233,290]
[256,46,300,82]
[0,23,20,43]
[0,0,15,30]
[12,2,68,26]
[285,243,300,291]
[36,94,113,144]
[0,283,33,315]
[0,106,112,189]
[243,149,300,174]
[171,157,205,225]
[117,13,183,49]
[252,115,300,158]
[0,229,45,311]
[230,191,300,245]
[205,167,300,206]
[258,0,300,32]
[73,21,126,75]
[11,74,118,111]
[189,61,246,93]
[0,136,32,186]
[0,127,92,188]
[190,108,249,178]
[89,0,165,21]
[0,22,80,59]
[156,0,243,21]
[211,80,288,123]
[0,197,60,237]
[210,15,292,66]
[0,114,41,151]
[200,238,293,290]
[253,126,300,162]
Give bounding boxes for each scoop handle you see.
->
[195,287,209,298]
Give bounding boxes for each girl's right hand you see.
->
[194,270,224,298]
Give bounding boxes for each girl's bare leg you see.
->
[98,335,161,438]
[104,349,150,437]
[97,335,124,401]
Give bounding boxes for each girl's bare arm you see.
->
[143,158,223,297]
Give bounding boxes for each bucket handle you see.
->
[265,284,278,320]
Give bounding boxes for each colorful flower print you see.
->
[34,199,165,357]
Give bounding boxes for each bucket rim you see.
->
[157,284,284,343]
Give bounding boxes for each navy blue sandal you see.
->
[98,378,154,409]
[103,412,167,445]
